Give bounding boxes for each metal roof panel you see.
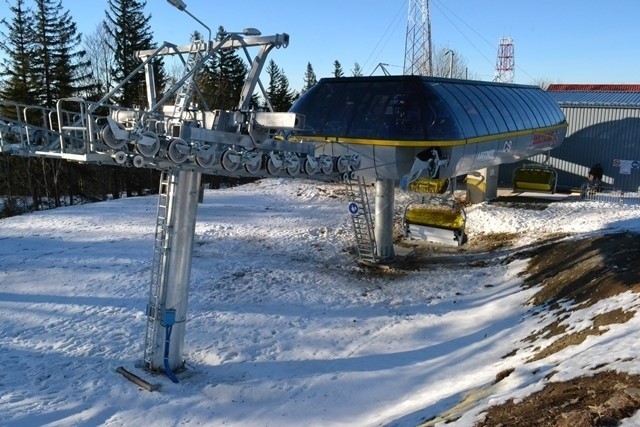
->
[545,90,640,107]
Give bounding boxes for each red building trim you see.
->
[547,84,640,92]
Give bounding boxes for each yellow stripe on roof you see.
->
[292,123,567,148]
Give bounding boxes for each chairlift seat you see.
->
[407,178,450,194]
[405,205,464,230]
[513,166,557,193]
[404,203,466,246]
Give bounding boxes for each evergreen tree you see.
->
[1,1,41,213]
[215,27,248,110]
[275,71,296,111]
[22,0,94,209]
[351,62,363,77]
[196,33,219,109]
[104,1,167,200]
[0,0,159,214]
[30,0,56,108]
[0,0,34,105]
[332,60,344,78]
[50,4,92,101]
[265,59,294,112]
[30,0,91,108]
[104,0,165,108]
[302,62,317,92]
[264,59,281,111]
[196,27,248,110]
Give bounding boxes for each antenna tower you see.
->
[494,37,515,83]
[404,0,432,76]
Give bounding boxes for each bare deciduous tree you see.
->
[82,22,114,98]
[432,46,469,79]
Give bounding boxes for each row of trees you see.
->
[0,0,165,217]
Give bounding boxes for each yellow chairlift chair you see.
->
[512,161,558,194]
[402,177,467,246]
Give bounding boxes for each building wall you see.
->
[499,106,640,192]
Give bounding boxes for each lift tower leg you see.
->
[144,169,201,373]
[374,179,395,260]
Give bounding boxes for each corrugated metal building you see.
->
[498,84,640,192]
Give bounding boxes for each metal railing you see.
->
[581,183,640,205]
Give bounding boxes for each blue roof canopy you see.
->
[290,76,566,142]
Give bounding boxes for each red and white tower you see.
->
[494,37,515,83]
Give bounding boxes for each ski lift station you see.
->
[0,1,567,383]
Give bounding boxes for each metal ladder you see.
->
[172,40,204,119]
[345,176,377,264]
[143,169,175,369]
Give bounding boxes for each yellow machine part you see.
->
[513,168,556,192]
[405,205,464,230]
[407,178,449,194]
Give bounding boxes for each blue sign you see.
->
[348,202,359,215]
[633,161,640,169]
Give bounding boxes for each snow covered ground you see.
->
[2,178,640,426]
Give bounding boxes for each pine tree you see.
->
[30,0,91,108]
[195,34,219,110]
[196,27,248,110]
[104,0,166,201]
[104,0,165,108]
[30,0,55,107]
[351,62,363,77]
[26,0,95,209]
[333,60,344,78]
[0,0,34,105]
[275,71,296,111]
[264,59,281,111]
[0,1,40,213]
[302,62,317,92]
[265,60,295,112]
[50,5,92,101]
[215,27,248,110]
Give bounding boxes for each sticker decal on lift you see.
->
[532,131,559,146]
[477,149,496,160]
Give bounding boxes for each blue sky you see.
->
[11,0,640,90]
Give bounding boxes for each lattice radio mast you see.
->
[494,37,515,83]
[404,0,432,76]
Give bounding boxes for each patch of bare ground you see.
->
[478,231,640,426]
[527,308,636,363]
[479,371,640,427]
[522,232,640,307]
[467,232,521,252]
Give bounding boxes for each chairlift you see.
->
[405,177,450,194]
[402,177,467,246]
[512,153,557,194]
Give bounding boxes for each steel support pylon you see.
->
[144,169,201,372]
[374,179,395,260]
